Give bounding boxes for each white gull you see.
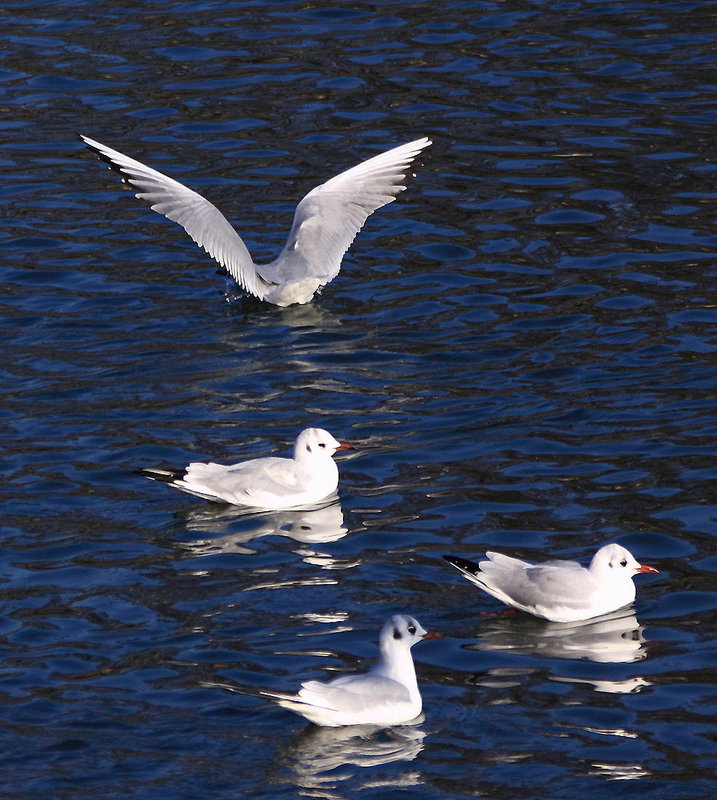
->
[262,615,440,727]
[80,134,431,306]
[443,543,658,623]
[138,427,349,510]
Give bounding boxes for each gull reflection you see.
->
[550,675,652,694]
[174,499,348,557]
[466,608,647,664]
[225,293,344,332]
[272,720,426,796]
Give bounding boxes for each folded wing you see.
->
[296,674,412,712]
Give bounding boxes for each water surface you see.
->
[2,1,717,798]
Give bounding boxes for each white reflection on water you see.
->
[466,607,648,664]
[173,500,348,558]
[271,720,426,798]
[550,675,652,694]
[588,762,652,780]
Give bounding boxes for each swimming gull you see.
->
[262,615,440,727]
[138,427,349,510]
[443,543,658,623]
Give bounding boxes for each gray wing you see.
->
[80,135,274,300]
[183,457,302,500]
[258,137,431,285]
[297,674,411,711]
[489,562,596,607]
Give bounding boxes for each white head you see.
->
[378,614,436,658]
[589,543,659,581]
[293,428,348,460]
[374,615,440,689]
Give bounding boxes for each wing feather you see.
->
[80,135,272,299]
[259,137,431,284]
[298,675,411,711]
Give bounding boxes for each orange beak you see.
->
[422,630,443,640]
[637,563,659,574]
[336,443,352,451]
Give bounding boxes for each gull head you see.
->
[379,614,441,654]
[590,543,659,581]
[294,427,350,460]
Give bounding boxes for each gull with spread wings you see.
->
[80,134,431,306]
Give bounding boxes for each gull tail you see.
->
[136,466,187,485]
[443,554,489,590]
[202,680,325,716]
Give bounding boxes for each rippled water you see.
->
[2,1,717,797]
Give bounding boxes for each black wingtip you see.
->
[443,554,480,575]
[135,467,186,484]
[79,136,126,175]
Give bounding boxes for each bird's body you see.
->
[80,134,431,306]
[138,427,348,509]
[443,544,658,623]
[264,615,437,727]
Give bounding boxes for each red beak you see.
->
[336,443,352,451]
[637,563,659,574]
[422,630,443,640]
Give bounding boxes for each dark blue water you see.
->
[2,1,717,797]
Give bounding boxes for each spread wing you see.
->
[258,137,431,286]
[80,134,273,300]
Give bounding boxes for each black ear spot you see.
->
[393,628,402,640]
[306,444,312,453]
[608,562,614,568]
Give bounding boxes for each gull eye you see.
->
[318,442,326,448]
[620,558,627,567]
[408,625,416,635]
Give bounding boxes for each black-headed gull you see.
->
[138,427,349,509]
[80,134,431,306]
[263,615,440,727]
[443,543,659,623]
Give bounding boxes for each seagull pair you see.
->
[142,435,439,727]
[89,136,430,504]
[257,541,659,729]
